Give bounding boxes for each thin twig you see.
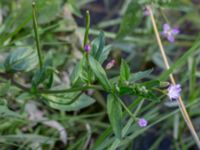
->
[147,5,200,149]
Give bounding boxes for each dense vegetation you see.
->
[0,0,200,149]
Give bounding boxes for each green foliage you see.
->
[70,59,83,85]
[117,1,141,38]
[67,0,83,17]
[32,57,54,90]
[4,47,38,72]
[0,0,200,149]
[0,134,56,144]
[119,59,131,84]
[0,105,22,118]
[42,93,96,111]
[20,0,62,25]
[91,32,111,64]
[107,94,123,139]
[89,56,112,91]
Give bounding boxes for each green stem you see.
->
[39,85,103,94]
[84,10,90,46]
[134,99,145,116]
[0,72,103,94]
[114,94,136,121]
[153,87,166,95]
[32,1,43,69]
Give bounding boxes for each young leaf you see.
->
[120,59,130,83]
[91,32,111,64]
[99,45,111,64]
[129,69,153,82]
[89,56,112,91]
[95,31,105,61]
[107,94,123,139]
[70,59,83,85]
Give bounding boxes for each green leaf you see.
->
[0,82,11,97]
[70,56,86,85]
[42,93,95,111]
[89,56,112,91]
[67,0,82,17]
[95,32,105,60]
[117,1,141,38]
[71,55,93,85]
[4,47,38,72]
[99,45,112,64]
[129,69,153,82]
[37,0,61,24]
[0,105,22,118]
[159,38,200,81]
[32,57,54,89]
[0,134,56,144]
[21,0,62,24]
[91,32,111,64]
[120,59,130,83]
[107,94,123,139]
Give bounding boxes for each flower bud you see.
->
[84,44,91,53]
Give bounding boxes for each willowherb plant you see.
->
[1,1,200,149]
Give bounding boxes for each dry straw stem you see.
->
[147,6,200,149]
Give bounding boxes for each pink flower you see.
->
[167,84,182,100]
[137,118,148,127]
[143,7,150,16]
[106,59,116,70]
[161,23,180,43]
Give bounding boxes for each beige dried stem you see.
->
[147,6,200,149]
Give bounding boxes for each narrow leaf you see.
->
[89,56,112,91]
[43,93,95,111]
[129,69,153,82]
[117,1,141,38]
[120,59,130,83]
[107,94,123,139]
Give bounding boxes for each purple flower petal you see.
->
[172,27,180,35]
[167,84,182,100]
[167,35,175,43]
[137,118,148,127]
[163,23,170,31]
[161,31,168,37]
